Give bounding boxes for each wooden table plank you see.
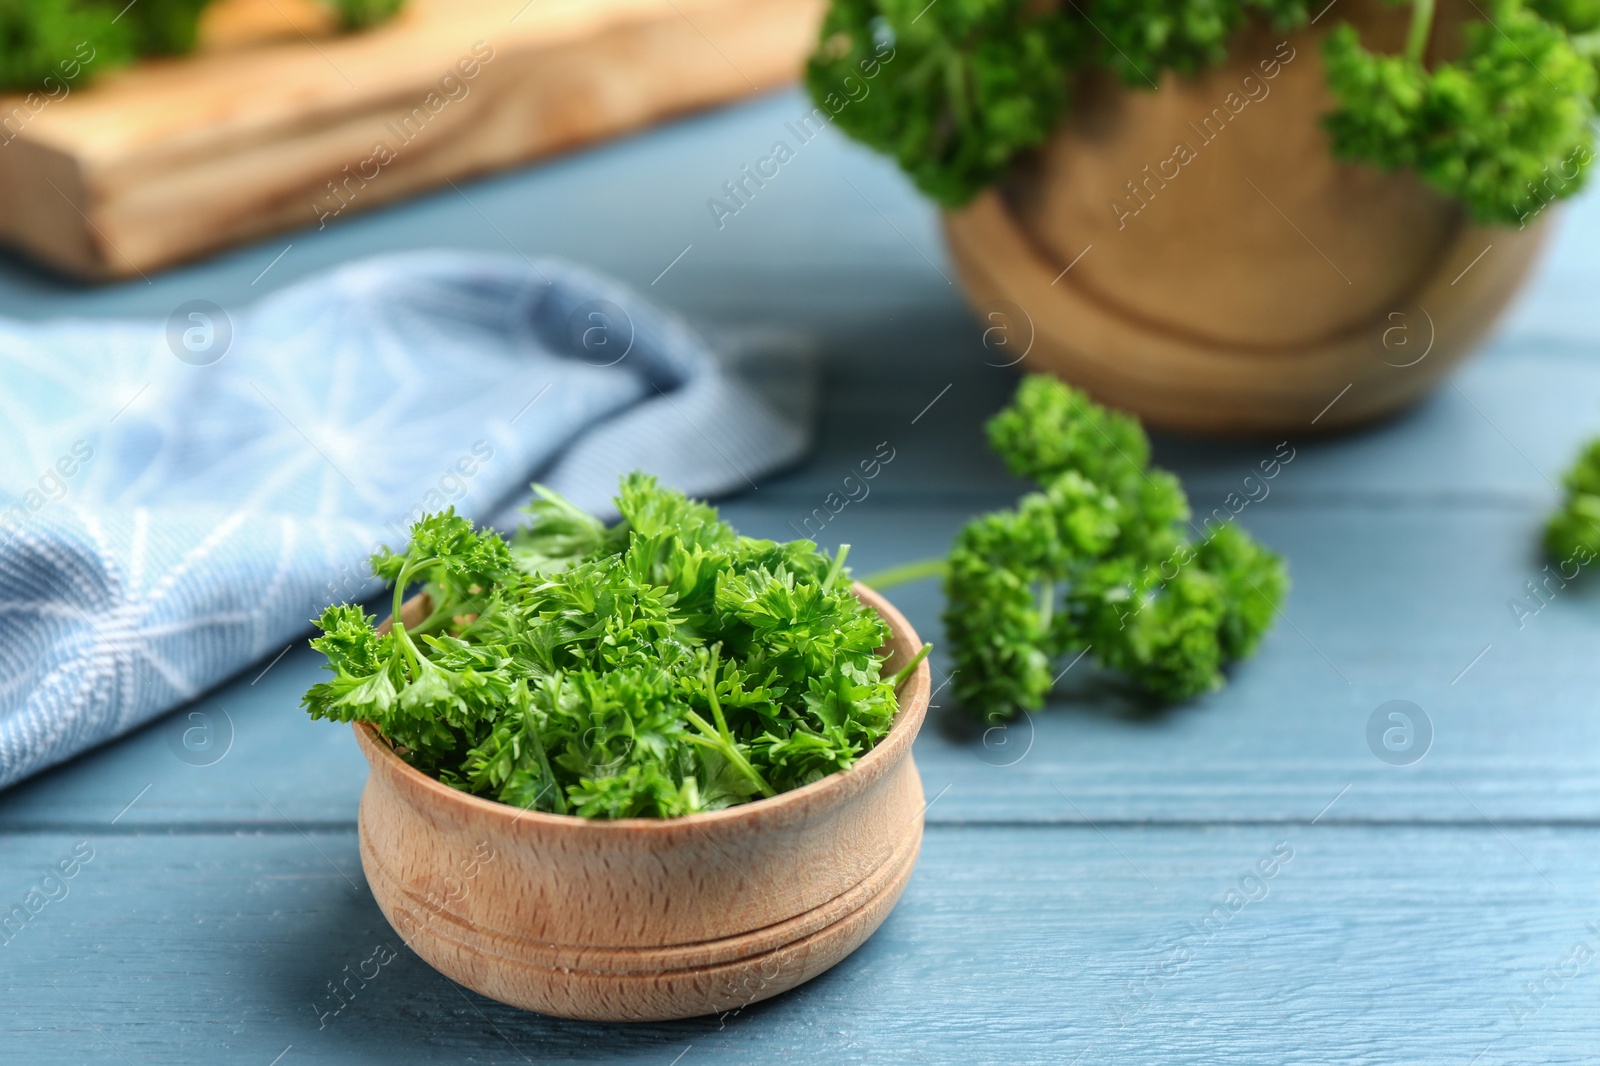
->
[5,174,1600,825]
[2,87,1599,1061]
[703,336,1597,510]
[8,286,1600,826]
[4,494,1598,828]
[0,89,1590,505]
[2,824,1593,1064]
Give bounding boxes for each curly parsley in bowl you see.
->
[303,474,928,819]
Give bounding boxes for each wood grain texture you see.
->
[2,826,1595,1063]
[7,322,1600,829]
[0,88,1596,1060]
[10,498,1593,830]
[354,585,930,1021]
[198,0,340,50]
[0,0,823,278]
[1008,0,1477,348]
[942,2,1550,434]
[7,327,1600,830]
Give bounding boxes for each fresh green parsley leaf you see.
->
[304,475,917,819]
[1546,437,1600,563]
[874,375,1288,721]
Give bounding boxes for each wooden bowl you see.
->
[943,0,1552,433]
[352,583,930,1022]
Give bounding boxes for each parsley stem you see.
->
[519,678,568,815]
[692,647,775,798]
[389,556,437,679]
[684,712,775,798]
[526,722,566,816]
[705,644,731,739]
[889,643,932,690]
[1405,0,1435,64]
[825,544,851,589]
[859,557,947,590]
[393,626,415,668]
[391,555,439,631]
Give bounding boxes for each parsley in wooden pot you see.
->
[301,475,932,1021]
[807,0,1597,432]
[304,473,929,817]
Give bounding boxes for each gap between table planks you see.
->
[2,826,1595,1064]
[1,87,1598,1065]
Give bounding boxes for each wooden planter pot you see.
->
[943,1,1551,433]
[353,584,930,1022]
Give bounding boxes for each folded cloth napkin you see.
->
[0,251,810,790]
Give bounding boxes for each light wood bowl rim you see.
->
[353,581,930,835]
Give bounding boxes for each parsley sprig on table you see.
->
[303,474,927,819]
[1545,437,1600,563]
[808,0,1598,223]
[869,376,1288,721]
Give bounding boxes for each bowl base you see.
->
[360,757,925,1023]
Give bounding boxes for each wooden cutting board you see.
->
[0,0,822,280]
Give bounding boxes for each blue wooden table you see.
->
[4,88,1600,1064]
